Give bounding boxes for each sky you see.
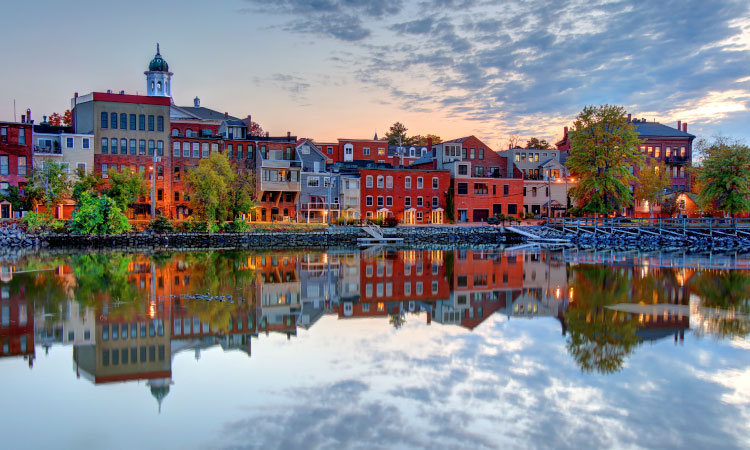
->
[1,0,749,147]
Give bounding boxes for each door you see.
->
[473,209,489,222]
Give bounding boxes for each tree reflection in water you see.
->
[689,270,750,338]
[564,266,641,374]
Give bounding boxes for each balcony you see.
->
[259,179,301,192]
[261,159,302,169]
[301,202,340,211]
[34,145,62,155]
[665,156,689,164]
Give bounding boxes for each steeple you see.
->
[374,131,379,140]
[145,44,173,97]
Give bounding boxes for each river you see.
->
[0,247,748,449]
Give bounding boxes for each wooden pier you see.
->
[546,217,750,238]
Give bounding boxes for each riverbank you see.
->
[2,225,525,251]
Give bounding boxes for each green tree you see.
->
[69,192,131,234]
[2,186,23,212]
[105,170,147,211]
[566,105,643,215]
[72,169,106,203]
[185,152,236,222]
[525,137,551,149]
[634,160,670,217]
[26,161,71,214]
[231,169,257,218]
[408,134,443,146]
[445,186,455,222]
[694,136,750,217]
[385,122,408,145]
[660,194,679,218]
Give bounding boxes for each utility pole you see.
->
[151,154,160,219]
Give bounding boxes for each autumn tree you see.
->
[385,122,408,145]
[566,105,643,215]
[694,136,750,217]
[47,110,72,127]
[526,137,551,149]
[63,110,72,126]
[634,160,670,217]
[249,121,264,136]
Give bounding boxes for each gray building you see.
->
[297,139,340,223]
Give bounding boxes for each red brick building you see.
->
[0,117,33,194]
[335,139,390,164]
[359,167,451,224]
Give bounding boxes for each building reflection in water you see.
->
[1,247,748,408]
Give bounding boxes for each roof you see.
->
[443,137,471,144]
[33,124,73,134]
[410,154,434,166]
[632,121,695,138]
[176,106,241,122]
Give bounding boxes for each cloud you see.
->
[240,0,750,143]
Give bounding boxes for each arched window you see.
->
[157,81,162,92]
[172,129,179,136]
[151,81,155,91]
[185,129,193,138]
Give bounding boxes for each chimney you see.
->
[119,90,125,95]
[26,108,31,124]
[683,123,687,132]
[266,131,269,138]
[427,137,433,153]
[224,112,229,119]
[627,114,631,123]
[677,120,681,131]
[287,131,291,140]
[194,96,200,108]
[564,126,568,137]
[107,89,112,94]
[21,115,25,123]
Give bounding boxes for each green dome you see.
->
[149,44,169,72]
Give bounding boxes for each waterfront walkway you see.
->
[562,247,750,270]
[547,217,750,237]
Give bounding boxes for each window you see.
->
[458,165,468,175]
[139,114,145,130]
[157,165,163,180]
[366,175,373,188]
[110,138,117,154]
[173,141,180,157]
[377,176,384,188]
[386,176,393,188]
[120,113,127,129]
[363,147,370,156]
[238,145,244,159]
[503,184,509,195]
[470,148,475,159]
[666,146,672,157]
[82,138,90,149]
[461,147,467,159]
[148,115,155,131]
[174,191,180,202]
[532,187,537,197]
[474,183,488,194]
[405,196,411,207]
[376,196,384,207]
[432,177,439,189]
[128,114,136,130]
[157,116,164,132]
[405,176,411,189]
[101,163,108,178]
[111,113,118,129]
[507,204,517,215]
[183,142,190,157]
[101,138,108,154]
[308,177,320,187]
[157,189,163,201]
[120,138,127,154]
[432,196,438,208]
[386,196,393,206]
[327,146,333,154]
[201,143,209,158]
[366,196,373,206]
[417,196,423,207]
[417,177,423,189]
[174,166,180,181]
[378,147,385,156]
[654,146,661,158]
[17,157,27,176]
[479,148,484,160]
[192,143,199,158]
[0,156,7,175]
[101,112,108,128]
[475,166,484,177]
[457,182,468,195]
[66,137,73,148]
[139,140,146,155]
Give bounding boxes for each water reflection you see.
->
[1,248,749,409]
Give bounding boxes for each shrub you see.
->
[383,217,398,227]
[23,212,55,233]
[336,218,347,226]
[148,215,175,233]
[223,219,251,232]
[69,192,130,235]
[182,217,208,232]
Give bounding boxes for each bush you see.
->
[22,212,66,233]
[69,192,131,235]
[383,217,398,227]
[223,219,251,232]
[148,215,175,233]
[182,217,208,232]
[525,211,536,219]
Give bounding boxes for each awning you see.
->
[378,208,390,212]
[405,208,416,212]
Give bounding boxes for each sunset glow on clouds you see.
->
[1,0,748,147]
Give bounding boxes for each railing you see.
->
[34,145,62,154]
[259,179,301,192]
[547,217,750,236]
[261,159,302,168]
[665,156,689,164]
[301,202,340,211]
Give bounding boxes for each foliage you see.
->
[634,160,670,216]
[566,105,643,215]
[26,160,71,210]
[694,136,750,217]
[185,152,237,222]
[2,186,23,212]
[688,271,750,338]
[69,192,131,234]
[408,134,442,146]
[231,169,256,218]
[660,195,679,217]
[180,217,209,232]
[222,219,252,232]
[48,110,72,127]
[72,169,106,202]
[526,137,551,149]
[106,170,147,211]
[445,186,455,221]
[23,211,66,233]
[71,253,141,306]
[385,122,409,145]
[248,121,264,137]
[148,214,175,233]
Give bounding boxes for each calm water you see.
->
[0,247,748,450]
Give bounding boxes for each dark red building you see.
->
[0,117,33,194]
